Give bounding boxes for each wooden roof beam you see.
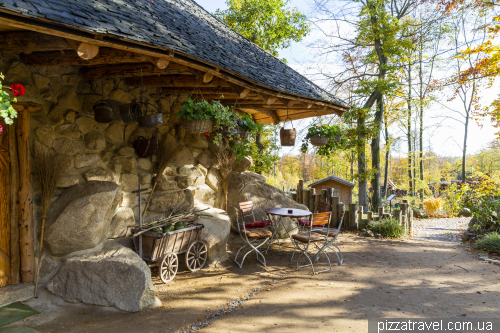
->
[244,108,279,125]
[21,48,148,66]
[257,92,276,105]
[125,75,229,88]
[189,68,215,83]
[0,31,72,52]
[65,39,99,60]
[145,55,169,69]
[277,97,298,107]
[81,62,195,79]
[227,81,251,98]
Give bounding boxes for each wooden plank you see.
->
[21,48,148,66]
[81,62,194,79]
[8,120,19,285]
[16,108,35,283]
[0,120,11,287]
[0,31,71,52]
[125,75,230,88]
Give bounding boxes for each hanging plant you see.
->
[221,112,257,142]
[0,74,25,133]
[300,124,346,154]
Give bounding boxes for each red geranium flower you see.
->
[205,131,210,136]
[0,125,3,135]
[10,83,25,97]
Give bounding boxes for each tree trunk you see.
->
[462,115,469,182]
[357,111,368,213]
[407,62,413,196]
[256,134,263,175]
[371,94,383,208]
[418,46,424,198]
[383,110,389,197]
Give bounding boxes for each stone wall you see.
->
[0,52,225,242]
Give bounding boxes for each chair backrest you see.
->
[239,201,257,223]
[311,212,331,227]
[317,201,331,213]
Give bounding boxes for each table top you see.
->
[265,208,311,218]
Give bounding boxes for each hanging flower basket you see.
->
[221,125,249,141]
[181,118,214,133]
[280,127,296,146]
[132,135,158,158]
[310,135,328,147]
[93,100,114,123]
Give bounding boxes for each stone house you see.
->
[309,176,354,205]
[0,0,348,311]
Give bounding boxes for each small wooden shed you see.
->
[309,176,354,205]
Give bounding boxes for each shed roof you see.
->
[0,0,348,116]
[308,176,355,188]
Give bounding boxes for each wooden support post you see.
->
[327,188,334,205]
[17,109,35,283]
[378,207,384,220]
[309,188,316,212]
[349,204,358,230]
[393,209,402,224]
[314,194,321,213]
[292,193,297,202]
[367,211,373,220]
[8,121,20,285]
[409,209,414,235]
[332,196,339,227]
[302,189,310,208]
[357,206,363,226]
[297,180,303,204]
[400,203,408,232]
[382,213,391,220]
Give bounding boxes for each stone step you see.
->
[0,283,34,308]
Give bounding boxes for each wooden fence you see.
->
[289,182,413,235]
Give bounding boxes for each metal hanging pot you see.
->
[139,103,163,128]
[93,100,114,123]
[120,103,142,124]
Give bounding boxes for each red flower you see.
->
[205,131,210,136]
[0,125,2,135]
[10,83,25,97]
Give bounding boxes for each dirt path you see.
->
[10,219,500,333]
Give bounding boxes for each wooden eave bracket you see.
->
[227,81,251,99]
[257,92,276,105]
[146,55,169,69]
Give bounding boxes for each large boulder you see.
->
[227,171,309,235]
[148,189,194,213]
[47,242,155,312]
[233,156,253,172]
[45,181,122,256]
[109,207,135,239]
[195,202,231,261]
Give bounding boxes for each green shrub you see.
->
[474,232,500,253]
[367,218,405,238]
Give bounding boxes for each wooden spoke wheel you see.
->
[160,252,178,283]
[185,240,208,272]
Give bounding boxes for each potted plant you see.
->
[221,112,257,141]
[178,98,226,133]
[300,124,345,153]
[0,74,25,134]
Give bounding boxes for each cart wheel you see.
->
[185,240,208,272]
[160,252,178,283]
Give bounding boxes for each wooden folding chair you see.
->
[297,201,330,233]
[234,201,272,268]
[313,208,346,266]
[292,212,333,275]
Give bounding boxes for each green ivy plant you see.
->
[300,124,347,155]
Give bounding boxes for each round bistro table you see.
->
[264,208,312,254]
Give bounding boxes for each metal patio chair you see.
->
[312,208,346,266]
[234,202,273,268]
[292,212,333,275]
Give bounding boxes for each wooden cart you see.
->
[133,224,208,283]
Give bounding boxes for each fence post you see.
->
[292,193,297,202]
[401,203,408,232]
[297,180,303,204]
[327,188,334,206]
[332,196,339,227]
[338,203,345,228]
[349,204,358,230]
[393,209,402,224]
[367,211,373,220]
[309,188,316,212]
[378,207,384,220]
[357,206,363,226]
[303,189,310,208]
[314,194,321,212]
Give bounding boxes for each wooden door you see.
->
[0,121,11,287]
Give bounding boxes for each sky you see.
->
[194,0,499,157]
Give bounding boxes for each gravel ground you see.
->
[411,217,471,242]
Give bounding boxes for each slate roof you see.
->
[309,176,355,188]
[0,0,348,109]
